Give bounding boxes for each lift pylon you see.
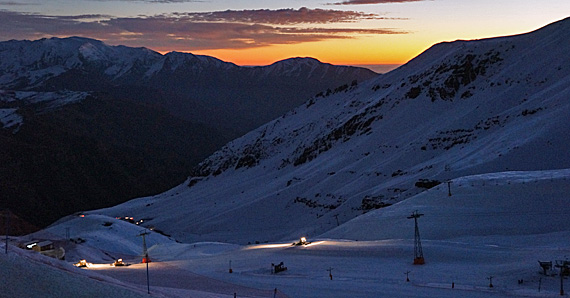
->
[138,230,151,263]
[407,211,425,265]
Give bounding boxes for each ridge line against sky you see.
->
[0,0,568,70]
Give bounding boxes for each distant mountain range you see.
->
[0,37,376,228]
[94,17,570,244]
[0,37,376,136]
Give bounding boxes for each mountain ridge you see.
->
[3,36,376,136]
[94,17,570,244]
[0,37,376,228]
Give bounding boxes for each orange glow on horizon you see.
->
[150,16,563,69]
[154,43,413,67]
[176,37,422,67]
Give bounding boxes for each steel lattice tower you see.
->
[407,211,425,265]
[138,230,151,263]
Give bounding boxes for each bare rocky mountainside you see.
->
[0,38,376,228]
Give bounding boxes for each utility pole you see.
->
[4,210,9,254]
[487,276,494,288]
[404,271,411,282]
[447,181,452,196]
[333,214,340,227]
[327,267,334,280]
[562,273,565,297]
[407,211,425,265]
[138,230,151,263]
[137,230,151,294]
[555,261,568,296]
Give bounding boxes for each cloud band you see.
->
[0,7,408,51]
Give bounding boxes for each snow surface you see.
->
[0,90,89,131]
[4,169,570,297]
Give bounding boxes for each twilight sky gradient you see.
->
[0,0,568,71]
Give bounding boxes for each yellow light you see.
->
[74,259,92,268]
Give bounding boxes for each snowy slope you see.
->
[17,168,570,298]
[91,17,570,245]
[0,89,89,132]
[0,241,150,297]
[0,240,254,298]
[322,169,570,241]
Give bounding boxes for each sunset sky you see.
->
[0,0,568,72]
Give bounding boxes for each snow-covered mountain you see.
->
[0,37,375,229]
[0,37,377,136]
[95,17,570,245]
[0,37,370,90]
[0,37,160,88]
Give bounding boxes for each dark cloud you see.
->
[330,0,426,5]
[0,8,408,51]
[0,11,115,41]
[282,27,406,35]
[169,7,395,25]
[0,1,39,5]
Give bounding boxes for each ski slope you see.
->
[3,169,568,297]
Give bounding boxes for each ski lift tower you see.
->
[138,230,151,263]
[407,211,425,265]
[137,229,152,294]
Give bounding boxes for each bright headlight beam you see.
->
[303,241,325,247]
[246,243,293,250]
